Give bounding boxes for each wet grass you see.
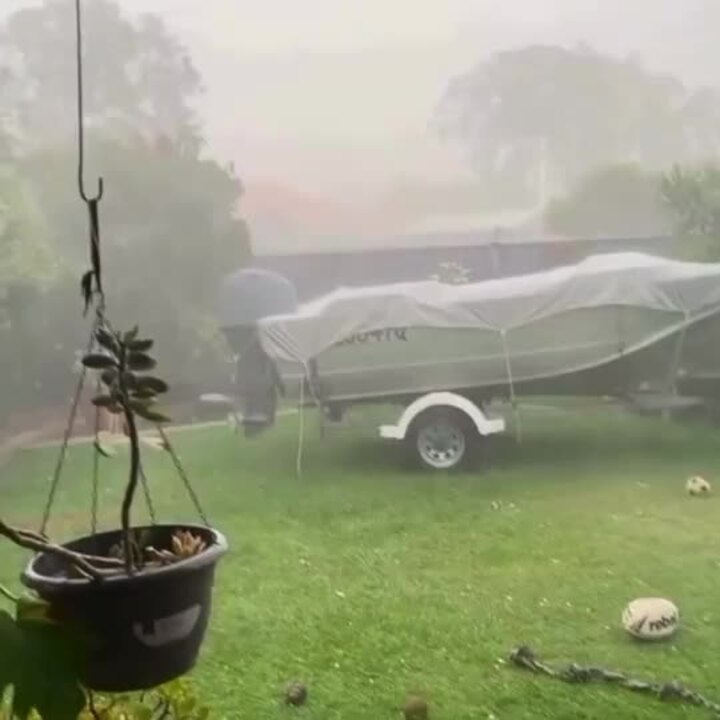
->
[1,404,720,719]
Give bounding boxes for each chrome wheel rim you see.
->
[417,419,466,470]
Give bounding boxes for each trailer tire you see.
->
[408,407,474,472]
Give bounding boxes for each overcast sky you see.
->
[3,0,716,197]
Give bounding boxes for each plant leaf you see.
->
[100,367,119,386]
[14,621,86,720]
[132,405,171,424]
[124,703,153,720]
[91,395,120,410]
[135,376,169,395]
[132,388,158,400]
[127,338,154,352]
[94,439,116,458]
[0,610,86,720]
[123,326,139,343]
[127,353,156,371]
[95,328,118,354]
[15,597,55,626]
[82,354,115,370]
[129,398,155,413]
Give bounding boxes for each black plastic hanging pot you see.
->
[21,524,228,693]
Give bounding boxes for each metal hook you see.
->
[79,174,104,204]
[75,0,103,203]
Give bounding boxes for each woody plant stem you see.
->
[118,352,141,575]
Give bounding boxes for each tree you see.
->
[0,165,75,428]
[0,0,250,426]
[0,167,60,289]
[544,163,670,238]
[662,164,720,259]
[18,133,250,395]
[435,45,720,205]
[0,0,202,148]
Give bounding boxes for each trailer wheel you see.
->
[410,408,472,471]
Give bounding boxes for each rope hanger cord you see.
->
[39,324,95,536]
[39,0,210,534]
[500,328,523,444]
[294,359,326,479]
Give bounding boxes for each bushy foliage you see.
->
[544,163,670,238]
[0,0,249,431]
[662,164,720,259]
[1,679,210,720]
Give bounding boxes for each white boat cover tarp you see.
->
[257,253,720,364]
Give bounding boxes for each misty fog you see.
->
[3,3,720,718]
[2,0,720,436]
[3,0,717,198]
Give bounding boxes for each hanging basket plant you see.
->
[17,324,228,692]
[1,320,228,696]
[0,0,227,699]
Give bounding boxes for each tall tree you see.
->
[435,45,720,205]
[662,164,720,260]
[0,166,59,290]
[0,165,73,427]
[19,133,250,393]
[0,0,202,148]
[544,164,670,238]
[0,0,250,417]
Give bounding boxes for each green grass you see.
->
[2,405,720,719]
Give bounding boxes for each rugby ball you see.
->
[686,475,711,496]
[622,597,679,640]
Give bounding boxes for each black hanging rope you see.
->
[75,0,103,206]
[75,0,105,316]
[157,427,210,527]
[139,465,157,525]
[39,323,97,535]
[39,367,86,535]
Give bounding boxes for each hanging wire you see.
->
[75,0,103,206]
[39,323,97,535]
[75,0,106,319]
[139,465,157,525]
[39,367,86,535]
[295,373,306,479]
[156,427,210,526]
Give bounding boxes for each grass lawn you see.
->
[2,404,720,719]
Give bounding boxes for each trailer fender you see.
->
[379,392,506,441]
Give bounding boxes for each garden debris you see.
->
[509,645,720,715]
[284,681,308,706]
[403,695,429,719]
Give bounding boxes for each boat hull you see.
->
[271,307,720,406]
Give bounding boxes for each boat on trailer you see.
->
[218,253,720,470]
